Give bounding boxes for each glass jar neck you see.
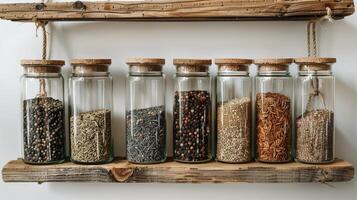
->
[129,71,163,76]
[72,72,110,77]
[299,70,332,76]
[257,71,290,76]
[218,71,249,76]
[298,64,332,76]
[257,64,289,76]
[24,72,62,78]
[176,71,209,77]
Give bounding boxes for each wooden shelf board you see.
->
[0,0,354,22]
[1,158,354,183]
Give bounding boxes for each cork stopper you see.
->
[295,57,336,71]
[21,59,65,74]
[126,58,165,73]
[215,58,252,72]
[173,59,211,73]
[71,59,111,74]
[254,58,293,72]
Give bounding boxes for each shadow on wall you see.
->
[335,77,357,167]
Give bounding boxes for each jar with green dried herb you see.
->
[173,59,212,163]
[295,57,336,164]
[215,58,253,163]
[254,58,293,163]
[21,60,66,165]
[125,58,167,164]
[69,59,113,164]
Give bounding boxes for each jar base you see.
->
[174,158,212,163]
[23,158,66,165]
[256,159,292,164]
[71,157,114,165]
[216,159,252,164]
[127,158,167,164]
[295,158,336,164]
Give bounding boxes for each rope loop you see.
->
[307,7,334,57]
[305,7,332,112]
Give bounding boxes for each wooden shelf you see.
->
[0,0,354,22]
[1,158,354,183]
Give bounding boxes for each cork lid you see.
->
[21,59,65,74]
[295,57,336,71]
[174,59,211,73]
[126,58,165,65]
[215,58,252,72]
[294,57,336,64]
[126,58,165,73]
[70,59,111,74]
[174,59,212,66]
[254,58,293,72]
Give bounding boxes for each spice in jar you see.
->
[23,97,65,164]
[70,109,112,163]
[217,97,251,163]
[173,90,211,162]
[256,92,291,162]
[296,109,334,163]
[126,105,166,163]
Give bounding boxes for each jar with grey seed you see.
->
[215,58,253,163]
[295,57,336,164]
[125,58,167,164]
[69,59,114,164]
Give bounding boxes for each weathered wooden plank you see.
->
[0,0,354,22]
[1,158,354,183]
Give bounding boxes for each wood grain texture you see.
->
[2,158,354,183]
[0,0,354,22]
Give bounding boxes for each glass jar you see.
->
[215,58,252,163]
[295,57,336,164]
[254,58,293,163]
[125,58,166,164]
[69,59,113,164]
[20,60,66,164]
[173,59,212,163]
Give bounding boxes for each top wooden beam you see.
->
[0,0,354,22]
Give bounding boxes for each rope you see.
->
[35,20,48,60]
[307,7,333,57]
[305,78,327,112]
[34,20,49,97]
[305,7,332,112]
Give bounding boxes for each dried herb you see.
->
[23,97,65,164]
[173,90,211,162]
[217,97,251,163]
[70,109,112,163]
[126,106,166,163]
[256,92,291,162]
[296,109,334,163]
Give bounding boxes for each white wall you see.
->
[1,0,357,199]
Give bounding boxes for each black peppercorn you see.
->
[173,90,211,162]
[23,97,65,164]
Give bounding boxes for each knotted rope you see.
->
[307,7,333,57]
[35,20,49,97]
[305,7,333,113]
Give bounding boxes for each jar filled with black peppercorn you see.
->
[295,57,336,164]
[20,59,66,164]
[125,58,167,164]
[173,59,212,163]
[69,59,113,164]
